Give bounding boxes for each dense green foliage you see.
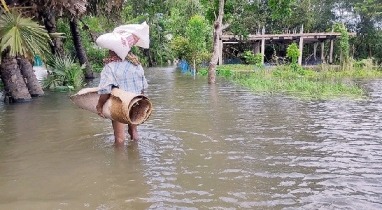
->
[171,14,211,71]
[334,23,351,70]
[18,0,380,70]
[3,0,382,95]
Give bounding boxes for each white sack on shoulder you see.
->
[95,22,150,60]
[113,21,150,49]
[96,32,132,60]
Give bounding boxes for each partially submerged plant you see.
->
[44,55,85,90]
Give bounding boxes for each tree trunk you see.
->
[208,21,220,84]
[41,11,65,57]
[144,48,154,67]
[0,56,32,102]
[18,56,44,97]
[208,0,225,84]
[69,17,94,79]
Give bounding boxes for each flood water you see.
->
[0,66,382,210]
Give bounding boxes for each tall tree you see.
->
[69,17,93,78]
[39,11,65,57]
[186,15,210,73]
[207,0,226,84]
[354,0,382,60]
[333,0,382,62]
[268,0,295,20]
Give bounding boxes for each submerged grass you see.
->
[234,73,364,100]
[199,64,382,100]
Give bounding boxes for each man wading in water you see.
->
[95,22,150,145]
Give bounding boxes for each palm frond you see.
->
[0,9,51,60]
[0,0,9,12]
[49,32,66,39]
[44,54,84,90]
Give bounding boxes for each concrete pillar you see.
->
[261,38,265,64]
[313,43,318,60]
[217,39,223,65]
[329,39,334,64]
[321,42,325,62]
[218,39,223,65]
[254,41,260,54]
[298,37,304,65]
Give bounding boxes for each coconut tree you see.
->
[0,9,51,102]
[39,10,65,57]
[69,17,94,78]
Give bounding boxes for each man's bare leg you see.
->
[112,120,126,146]
[128,124,139,141]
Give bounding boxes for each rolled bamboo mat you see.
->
[70,87,152,125]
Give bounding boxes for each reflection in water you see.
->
[0,67,382,209]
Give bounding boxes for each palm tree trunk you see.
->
[40,11,65,57]
[69,17,94,79]
[0,56,32,102]
[18,56,44,97]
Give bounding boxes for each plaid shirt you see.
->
[98,61,148,95]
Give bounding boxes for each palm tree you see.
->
[39,10,65,57]
[0,9,51,102]
[69,17,94,79]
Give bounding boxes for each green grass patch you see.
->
[198,65,382,100]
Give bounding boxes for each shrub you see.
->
[287,43,301,71]
[43,55,85,90]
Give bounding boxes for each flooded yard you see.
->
[0,66,381,209]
